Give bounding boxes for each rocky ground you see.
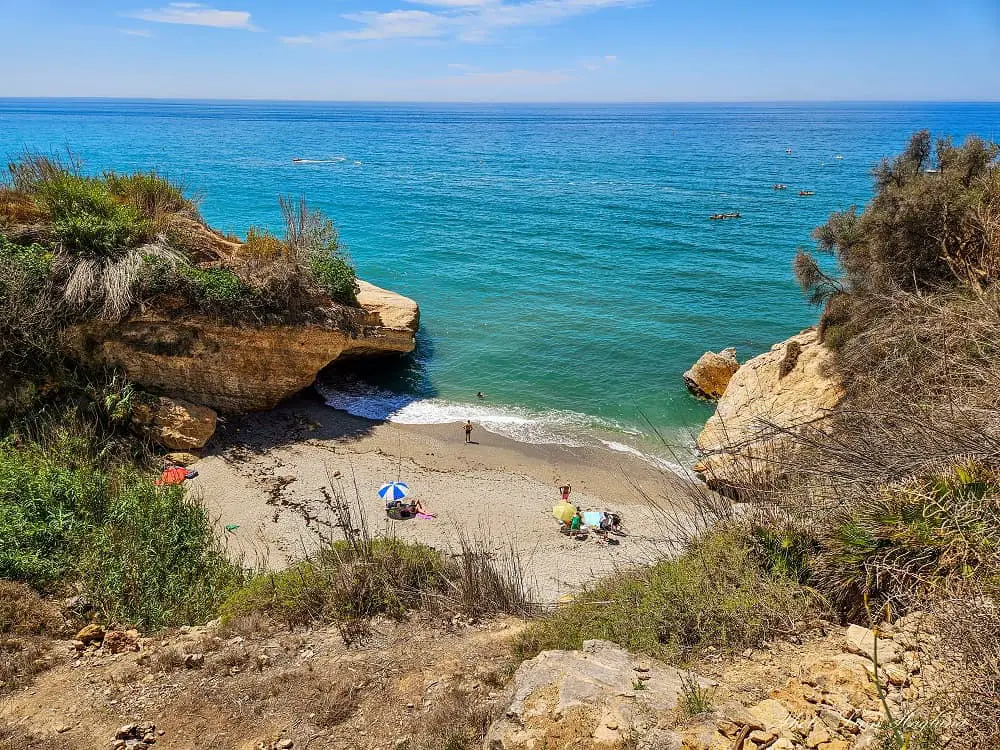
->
[1,610,932,750]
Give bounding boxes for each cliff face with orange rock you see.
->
[693,329,844,488]
[64,280,418,414]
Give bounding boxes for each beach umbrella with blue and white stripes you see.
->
[378,481,410,502]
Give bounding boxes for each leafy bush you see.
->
[0,237,58,384]
[798,131,1000,308]
[36,173,150,257]
[219,563,329,627]
[311,254,358,305]
[515,530,823,663]
[220,537,450,632]
[80,469,242,629]
[176,265,256,311]
[0,421,242,630]
[279,195,358,305]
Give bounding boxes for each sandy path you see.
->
[192,395,696,602]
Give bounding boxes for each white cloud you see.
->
[120,28,153,37]
[282,0,636,44]
[340,10,449,40]
[581,53,619,70]
[405,0,500,7]
[125,3,258,30]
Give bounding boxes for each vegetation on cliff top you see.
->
[0,154,359,395]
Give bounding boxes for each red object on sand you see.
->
[156,467,188,486]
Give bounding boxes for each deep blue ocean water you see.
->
[2,100,997,460]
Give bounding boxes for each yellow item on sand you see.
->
[552,502,576,524]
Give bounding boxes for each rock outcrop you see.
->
[485,639,714,749]
[131,396,218,450]
[694,329,843,488]
[681,616,930,750]
[684,348,740,400]
[64,281,419,413]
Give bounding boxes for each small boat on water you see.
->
[799,190,815,197]
[773,184,788,190]
[292,158,305,163]
[709,212,741,220]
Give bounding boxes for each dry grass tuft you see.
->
[0,582,63,635]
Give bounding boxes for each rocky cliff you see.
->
[64,280,419,413]
[694,329,843,488]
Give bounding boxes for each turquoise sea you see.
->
[2,100,997,462]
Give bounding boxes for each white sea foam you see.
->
[316,382,583,445]
[600,440,695,479]
[317,381,696,472]
[292,157,347,164]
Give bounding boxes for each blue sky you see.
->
[1,0,998,101]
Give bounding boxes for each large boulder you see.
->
[694,329,843,489]
[683,347,739,401]
[131,396,218,450]
[484,640,713,749]
[64,281,419,413]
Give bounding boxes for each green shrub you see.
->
[515,530,823,663]
[311,253,358,305]
[749,524,817,583]
[177,265,256,310]
[0,422,242,630]
[80,469,241,629]
[0,436,107,583]
[220,537,449,631]
[219,563,328,627]
[102,170,191,219]
[36,173,150,256]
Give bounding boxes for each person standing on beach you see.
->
[559,483,572,502]
[464,420,473,444]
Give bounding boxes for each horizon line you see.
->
[1,96,998,106]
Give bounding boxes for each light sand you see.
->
[193,394,698,602]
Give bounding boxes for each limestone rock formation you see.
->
[485,639,713,749]
[683,347,739,401]
[694,329,843,489]
[65,281,419,413]
[132,396,218,450]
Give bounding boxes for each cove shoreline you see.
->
[194,391,699,603]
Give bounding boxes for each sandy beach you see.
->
[193,392,700,603]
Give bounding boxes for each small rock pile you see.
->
[111,722,161,750]
[72,624,141,655]
[682,617,929,750]
[256,739,294,750]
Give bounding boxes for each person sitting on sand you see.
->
[570,507,583,532]
[409,497,435,518]
[464,420,473,444]
[385,497,435,519]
